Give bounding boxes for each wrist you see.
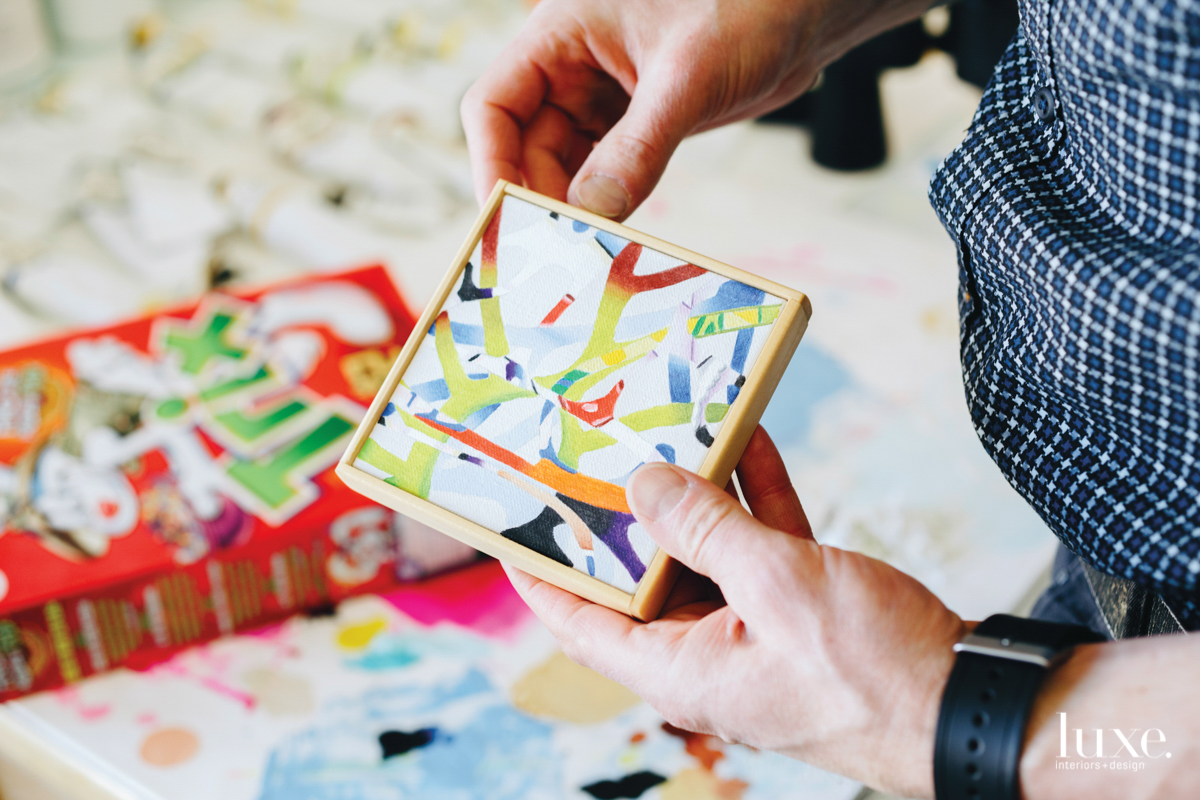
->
[869,617,967,799]
[933,617,1105,800]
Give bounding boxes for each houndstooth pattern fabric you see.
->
[929,0,1200,629]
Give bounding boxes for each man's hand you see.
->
[504,427,965,798]
[461,0,934,219]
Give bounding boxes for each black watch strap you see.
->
[934,614,1104,800]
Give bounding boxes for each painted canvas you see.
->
[353,195,786,593]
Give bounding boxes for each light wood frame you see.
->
[336,181,811,620]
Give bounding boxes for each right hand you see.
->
[461,0,931,219]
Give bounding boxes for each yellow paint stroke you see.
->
[510,651,640,724]
[337,617,386,649]
[659,768,749,800]
[687,304,782,338]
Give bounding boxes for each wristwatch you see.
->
[934,614,1105,800]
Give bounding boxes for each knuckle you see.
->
[605,130,667,173]
[679,492,740,569]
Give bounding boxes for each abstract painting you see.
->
[352,193,788,594]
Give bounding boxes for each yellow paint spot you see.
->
[510,651,640,724]
[659,767,748,800]
[140,728,199,767]
[602,348,626,366]
[243,668,315,716]
[337,617,386,649]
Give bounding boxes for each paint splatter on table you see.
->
[6,562,860,800]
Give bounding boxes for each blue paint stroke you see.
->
[697,280,765,314]
[410,379,450,403]
[259,669,559,800]
[731,328,753,373]
[668,355,691,403]
[759,344,852,447]
[594,230,629,259]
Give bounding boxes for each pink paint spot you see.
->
[644,197,670,219]
[740,245,898,294]
[154,662,257,710]
[244,622,288,640]
[136,712,158,726]
[53,687,112,720]
[197,677,257,710]
[380,561,531,640]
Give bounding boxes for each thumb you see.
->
[627,463,787,602]
[567,71,699,221]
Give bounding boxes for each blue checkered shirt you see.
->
[929,0,1200,628]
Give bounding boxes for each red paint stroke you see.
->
[419,416,630,512]
[663,722,725,771]
[539,294,576,326]
[559,380,624,427]
[480,204,502,289]
[380,561,530,641]
[608,243,704,295]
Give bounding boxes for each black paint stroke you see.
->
[379,728,437,759]
[500,506,572,566]
[582,771,668,799]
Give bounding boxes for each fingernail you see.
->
[628,464,687,521]
[577,174,629,218]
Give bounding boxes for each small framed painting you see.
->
[336,181,810,620]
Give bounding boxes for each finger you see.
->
[521,105,577,202]
[566,68,702,220]
[659,566,724,617]
[735,427,812,539]
[461,47,549,205]
[501,562,654,685]
[626,462,787,605]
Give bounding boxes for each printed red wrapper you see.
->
[0,266,476,701]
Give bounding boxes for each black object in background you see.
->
[760,0,1020,171]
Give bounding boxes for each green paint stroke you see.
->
[620,402,729,431]
[164,312,248,374]
[227,414,354,509]
[155,398,189,420]
[434,313,534,421]
[621,403,692,431]
[480,298,510,357]
[688,304,782,338]
[358,438,440,499]
[557,412,616,470]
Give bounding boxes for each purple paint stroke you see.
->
[595,512,645,583]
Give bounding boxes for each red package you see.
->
[0,266,476,700]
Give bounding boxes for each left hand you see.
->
[503,427,966,798]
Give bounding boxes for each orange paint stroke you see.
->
[663,722,725,771]
[497,469,594,550]
[420,417,630,513]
